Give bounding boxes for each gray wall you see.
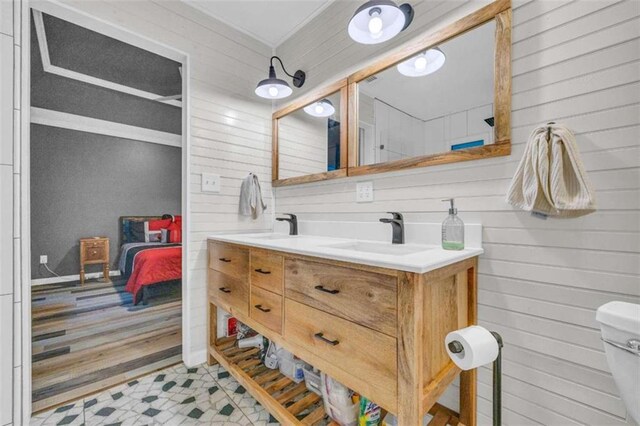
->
[30,125,181,278]
[30,12,182,279]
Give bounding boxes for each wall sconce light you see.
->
[255,56,305,100]
[396,47,446,77]
[348,0,414,45]
[303,99,335,117]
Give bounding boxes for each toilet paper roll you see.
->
[445,326,499,371]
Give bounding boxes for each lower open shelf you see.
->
[209,337,329,425]
[209,338,460,426]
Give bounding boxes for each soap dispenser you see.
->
[442,199,464,250]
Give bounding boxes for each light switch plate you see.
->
[356,181,374,203]
[202,173,221,193]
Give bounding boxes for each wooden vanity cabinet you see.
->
[207,240,478,426]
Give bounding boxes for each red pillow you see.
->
[148,219,172,231]
[167,220,182,243]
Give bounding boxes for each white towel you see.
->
[506,123,596,218]
[239,173,267,219]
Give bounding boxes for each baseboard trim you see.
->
[31,270,121,286]
[184,349,207,367]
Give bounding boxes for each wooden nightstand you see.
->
[80,237,110,285]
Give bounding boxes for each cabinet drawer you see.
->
[208,270,248,316]
[284,299,397,405]
[250,286,282,334]
[250,250,283,295]
[84,241,105,249]
[285,258,397,337]
[209,243,249,279]
[85,246,106,262]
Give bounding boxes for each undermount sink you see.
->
[246,234,292,240]
[322,241,436,256]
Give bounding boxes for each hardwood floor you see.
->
[31,277,182,413]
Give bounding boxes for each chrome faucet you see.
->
[379,212,404,244]
[276,213,298,236]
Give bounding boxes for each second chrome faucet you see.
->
[380,212,405,244]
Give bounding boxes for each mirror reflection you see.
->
[357,20,495,166]
[278,91,342,180]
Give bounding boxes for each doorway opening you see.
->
[23,2,190,415]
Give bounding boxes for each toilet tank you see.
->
[596,301,640,424]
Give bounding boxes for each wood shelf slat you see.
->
[287,392,322,415]
[254,369,281,385]
[275,382,308,405]
[264,376,294,394]
[301,405,328,425]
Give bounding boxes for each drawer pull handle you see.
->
[254,268,271,275]
[314,332,339,346]
[219,258,231,263]
[219,287,231,293]
[314,285,339,294]
[254,304,271,313]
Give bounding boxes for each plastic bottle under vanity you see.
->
[442,198,464,250]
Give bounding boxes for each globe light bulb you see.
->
[414,56,427,70]
[314,104,324,114]
[268,86,279,97]
[368,12,383,37]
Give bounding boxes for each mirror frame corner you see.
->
[346,0,512,177]
[272,78,349,187]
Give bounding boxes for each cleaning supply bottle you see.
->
[442,198,464,250]
[358,396,381,425]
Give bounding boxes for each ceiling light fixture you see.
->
[303,99,335,117]
[255,56,305,100]
[396,47,446,77]
[348,0,414,45]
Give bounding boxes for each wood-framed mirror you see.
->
[347,0,512,176]
[272,79,348,187]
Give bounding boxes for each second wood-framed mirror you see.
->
[272,80,348,187]
[347,0,512,176]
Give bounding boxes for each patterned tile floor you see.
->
[31,363,280,426]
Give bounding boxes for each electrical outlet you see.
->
[356,181,374,203]
[40,255,48,264]
[202,173,221,193]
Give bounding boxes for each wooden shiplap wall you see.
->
[279,112,328,179]
[275,0,640,424]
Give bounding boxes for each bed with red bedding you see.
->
[118,216,182,304]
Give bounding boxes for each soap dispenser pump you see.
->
[442,198,464,250]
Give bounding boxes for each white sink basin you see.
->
[322,241,437,256]
[246,234,292,240]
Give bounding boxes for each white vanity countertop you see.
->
[207,232,483,274]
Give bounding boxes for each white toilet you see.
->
[596,301,640,424]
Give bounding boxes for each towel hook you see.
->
[547,121,556,142]
[546,121,556,141]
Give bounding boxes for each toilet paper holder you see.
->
[448,331,504,426]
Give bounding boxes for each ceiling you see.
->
[184,0,334,47]
[37,12,182,96]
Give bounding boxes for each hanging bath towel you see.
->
[506,122,596,218]
[239,173,267,219]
